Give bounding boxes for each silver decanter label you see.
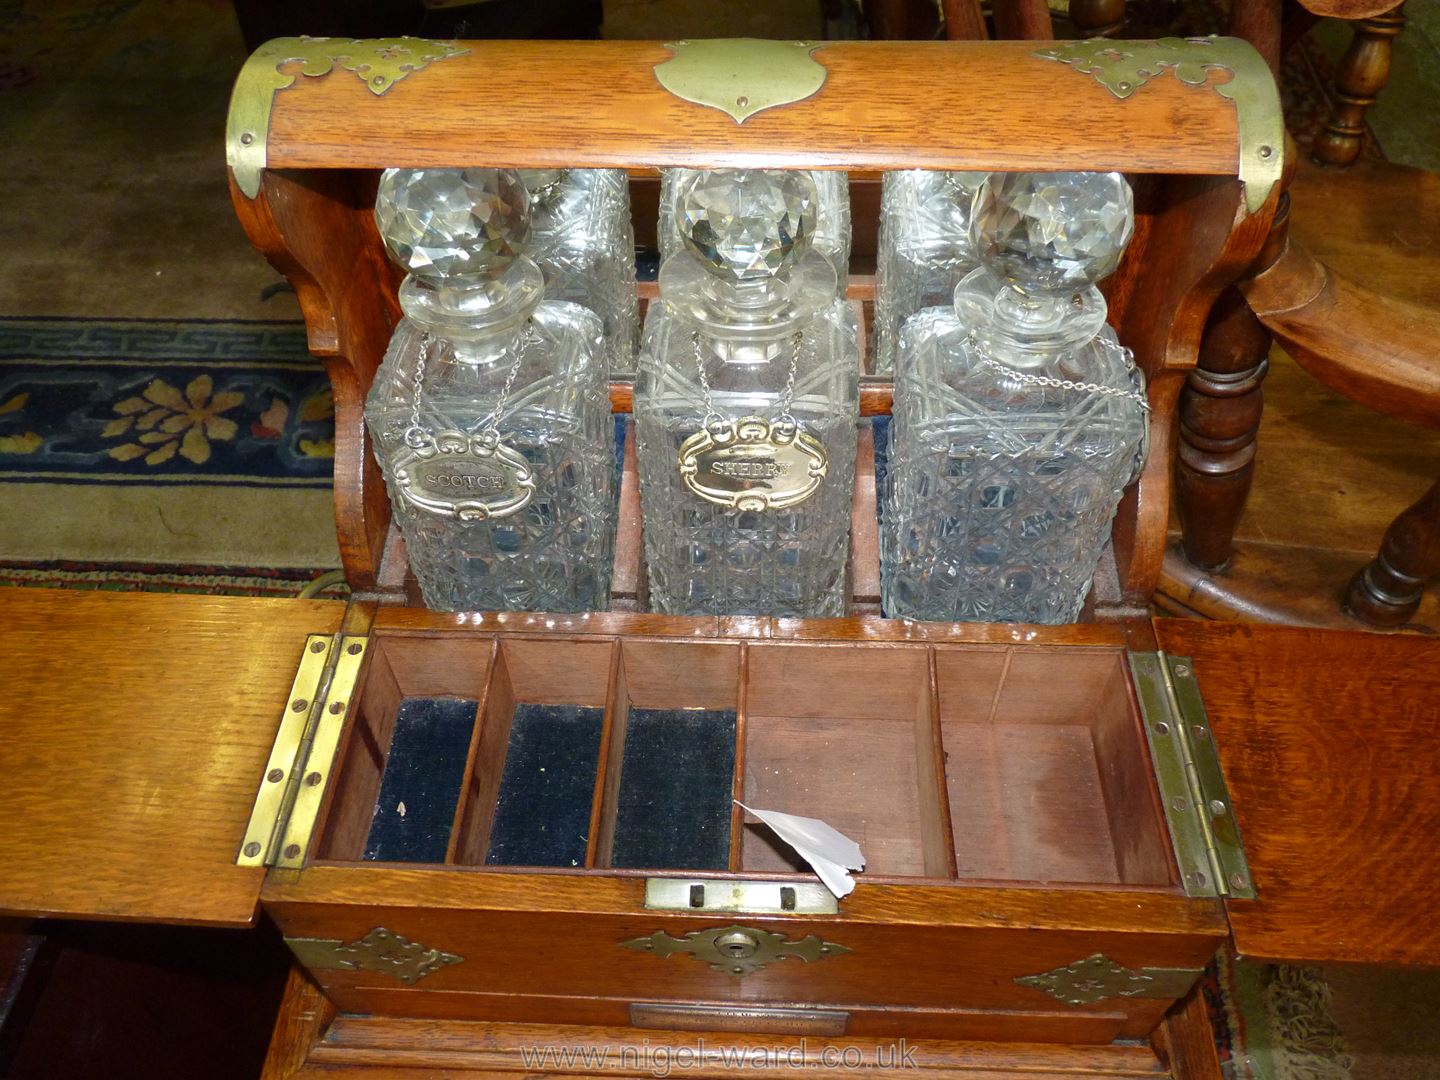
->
[393,429,535,521]
[678,417,828,511]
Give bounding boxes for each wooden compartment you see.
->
[449,637,615,867]
[739,643,946,879]
[593,639,743,871]
[316,634,495,863]
[935,645,1173,887]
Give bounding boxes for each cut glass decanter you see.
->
[366,167,615,613]
[635,169,860,617]
[871,170,989,374]
[519,168,640,375]
[881,171,1147,624]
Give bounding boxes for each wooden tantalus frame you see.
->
[225,36,1280,600]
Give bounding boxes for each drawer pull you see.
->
[631,1002,849,1035]
[622,923,850,977]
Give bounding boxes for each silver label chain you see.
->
[971,334,1150,412]
[403,323,538,449]
[693,329,806,433]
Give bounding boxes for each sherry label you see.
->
[393,429,534,521]
[678,416,827,511]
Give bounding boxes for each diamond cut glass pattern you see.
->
[375,168,530,283]
[678,170,817,284]
[881,172,1147,624]
[367,167,615,613]
[977,171,1134,291]
[659,169,852,296]
[521,169,640,375]
[872,170,988,374]
[637,168,858,618]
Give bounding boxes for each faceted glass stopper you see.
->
[678,169,816,285]
[375,168,531,284]
[973,172,1134,293]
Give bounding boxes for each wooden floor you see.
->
[1163,156,1440,634]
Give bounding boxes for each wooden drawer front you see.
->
[300,985,1139,1044]
[265,877,1223,1040]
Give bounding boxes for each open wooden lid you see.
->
[0,588,343,927]
[1155,618,1440,967]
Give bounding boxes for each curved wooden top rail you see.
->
[228,37,1281,211]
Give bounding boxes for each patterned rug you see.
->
[0,316,342,587]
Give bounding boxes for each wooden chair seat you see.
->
[1159,156,1440,632]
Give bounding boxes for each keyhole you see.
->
[713,930,761,959]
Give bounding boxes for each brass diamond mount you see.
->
[1015,953,1202,1007]
[622,924,851,977]
[286,927,463,985]
[654,38,828,124]
[1034,36,1283,215]
[227,36,470,200]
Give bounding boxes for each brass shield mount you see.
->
[654,38,829,123]
[227,36,470,200]
[1035,36,1284,215]
[623,924,851,977]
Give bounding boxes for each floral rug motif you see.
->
[0,317,335,487]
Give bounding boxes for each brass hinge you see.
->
[1129,651,1256,901]
[236,634,368,869]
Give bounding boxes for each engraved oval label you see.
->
[395,436,535,521]
[679,418,827,511]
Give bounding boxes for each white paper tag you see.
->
[736,801,866,899]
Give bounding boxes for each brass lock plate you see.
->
[644,878,838,916]
[622,924,850,977]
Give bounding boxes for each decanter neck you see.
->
[398,258,545,362]
[660,249,836,338]
[953,267,1108,365]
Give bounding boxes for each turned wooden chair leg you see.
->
[1176,288,1271,571]
[1176,177,1296,572]
[1068,0,1126,38]
[1346,475,1440,626]
[1312,3,1406,167]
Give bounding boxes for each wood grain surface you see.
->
[261,40,1243,177]
[262,992,1174,1078]
[1154,618,1440,966]
[0,588,343,925]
